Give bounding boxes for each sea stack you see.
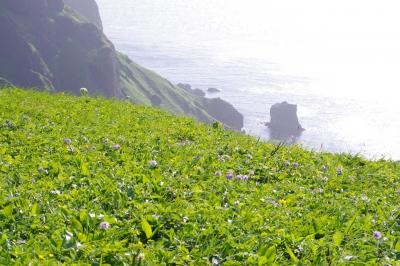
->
[266,101,304,138]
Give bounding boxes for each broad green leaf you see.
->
[80,161,90,176]
[258,245,268,256]
[71,218,83,232]
[333,231,344,246]
[2,205,13,217]
[265,246,276,262]
[258,256,267,266]
[141,218,153,239]
[395,238,400,252]
[31,203,39,216]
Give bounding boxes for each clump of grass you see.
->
[0,88,399,265]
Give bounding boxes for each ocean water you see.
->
[96,0,400,160]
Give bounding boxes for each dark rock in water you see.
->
[202,97,244,131]
[207,87,221,93]
[192,88,206,97]
[64,0,103,31]
[266,101,304,139]
[150,94,162,106]
[176,83,205,97]
[176,83,192,91]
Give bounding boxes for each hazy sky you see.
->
[98,0,400,100]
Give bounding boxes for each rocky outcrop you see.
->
[64,0,103,31]
[207,87,221,93]
[176,83,205,96]
[266,101,304,139]
[202,97,244,130]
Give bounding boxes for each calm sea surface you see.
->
[97,0,400,160]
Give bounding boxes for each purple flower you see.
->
[284,161,290,167]
[226,173,234,180]
[293,162,299,168]
[337,167,343,175]
[243,175,249,180]
[112,144,120,150]
[236,174,243,180]
[103,138,109,144]
[91,146,96,150]
[64,138,72,144]
[99,221,110,230]
[373,231,382,239]
[149,160,157,167]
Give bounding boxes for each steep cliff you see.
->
[64,0,103,30]
[0,0,244,130]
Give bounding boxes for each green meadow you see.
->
[0,88,399,265]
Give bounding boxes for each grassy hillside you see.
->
[0,0,243,130]
[0,88,399,265]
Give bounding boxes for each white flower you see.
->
[80,87,88,95]
[212,257,219,265]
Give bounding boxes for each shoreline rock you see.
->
[207,87,220,93]
[266,101,304,139]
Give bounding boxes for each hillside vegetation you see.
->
[0,0,243,130]
[0,88,399,265]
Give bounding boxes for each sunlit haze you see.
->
[97,0,400,159]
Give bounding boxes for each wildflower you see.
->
[212,257,219,265]
[65,231,73,241]
[103,138,109,144]
[284,161,290,167]
[226,173,234,180]
[50,190,61,195]
[80,87,88,95]
[243,175,249,180]
[91,146,96,150]
[64,138,72,144]
[236,174,243,180]
[149,160,157,167]
[361,195,369,201]
[293,162,299,168]
[38,167,48,175]
[137,253,145,261]
[318,188,323,193]
[112,144,120,150]
[234,200,240,205]
[214,171,222,177]
[245,154,253,159]
[337,167,343,175]
[99,221,110,230]
[373,231,382,239]
[278,199,287,206]
[67,146,75,153]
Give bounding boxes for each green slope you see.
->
[0,88,399,265]
[0,0,243,129]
